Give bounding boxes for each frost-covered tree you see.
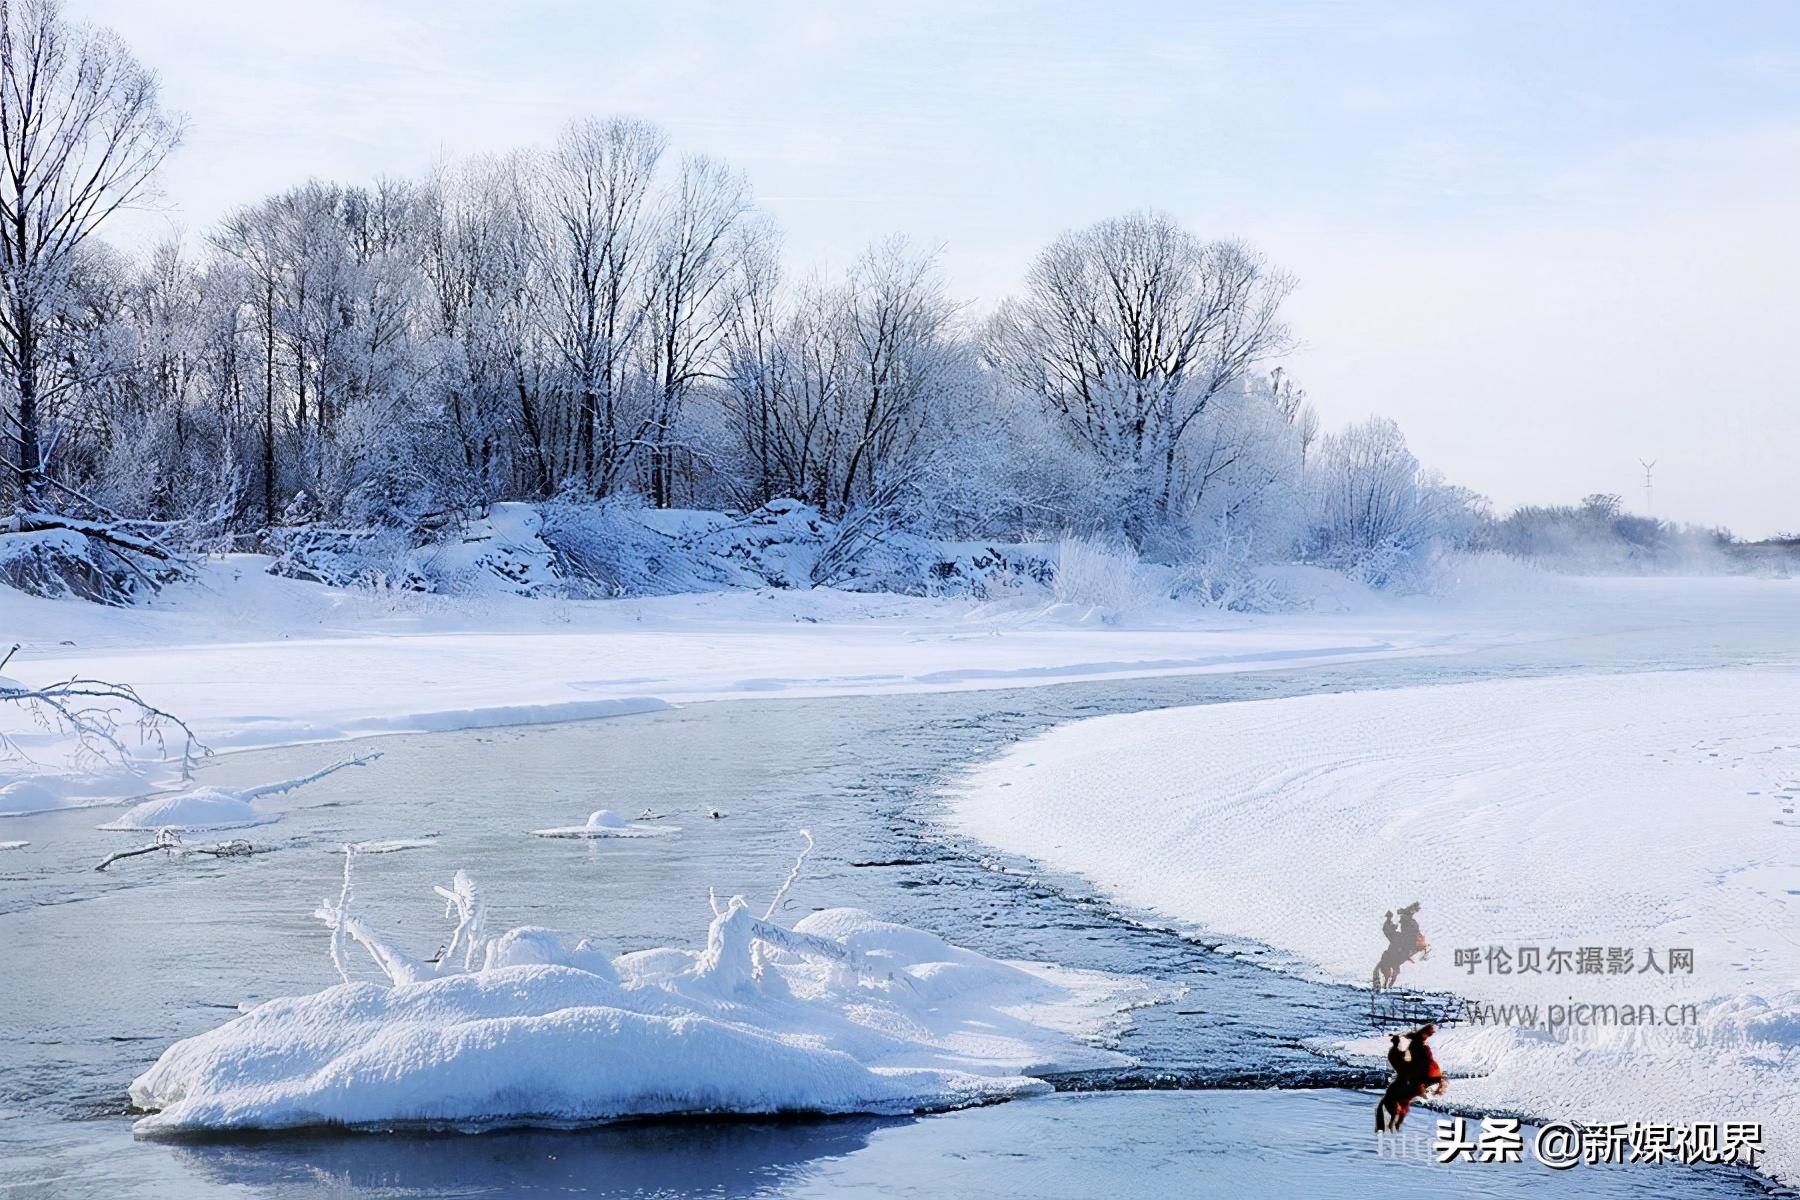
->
[536,117,664,495]
[1492,492,1728,573]
[0,2,1502,604]
[640,154,750,506]
[418,154,545,498]
[1301,416,1485,586]
[0,0,181,516]
[985,210,1294,538]
[712,236,970,523]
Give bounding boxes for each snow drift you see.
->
[949,668,1800,1184]
[129,847,1163,1134]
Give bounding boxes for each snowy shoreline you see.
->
[8,558,1791,815]
[947,668,1800,1185]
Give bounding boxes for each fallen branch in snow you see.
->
[3,499,196,604]
[94,829,258,872]
[236,752,384,800]
[0,665,210,779]
[10,509,184,564]
[97,754,386,838]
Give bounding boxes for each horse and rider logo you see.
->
[1373,901,1428,990]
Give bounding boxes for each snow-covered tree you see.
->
[536,117,664,496]
[985,210,1294,538]
[1301,416,1485,586]
[0,1,1502,603]
[0,0,181,516]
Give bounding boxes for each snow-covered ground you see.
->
[6,559,1797,1173]
[948,667,1800,1184]
[130,855,1166,1133]
[5,552,1788,812]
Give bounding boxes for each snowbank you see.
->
[0,767,165,816]
[948,668,1800,1183]
[130,856,1164,1134]
[1,553,1515,809]
[0,778,63,816]
[7,555,1793,811]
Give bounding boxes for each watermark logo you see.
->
[1451,944,1693,976]
[1434,1117,1762,1169]
[1372,901,1428,991]
[1373,1022,1446,1131]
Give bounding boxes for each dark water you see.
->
[1,612,1792,1198]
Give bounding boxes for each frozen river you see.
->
[2,612,1792,1198]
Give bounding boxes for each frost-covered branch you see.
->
[307,829,910,1000]
[0,663,209,778]
[696,895,902,992]
[95,829,255,872]
[764,828,813,919]
[314,846,430,986]
[432,870,486,972]
[237,752,383,800]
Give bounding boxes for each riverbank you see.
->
[949,667,1800,1185]
[7,561,1788,811]
[4,625,1794,1196]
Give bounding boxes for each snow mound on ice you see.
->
[0,839,26,850]
[99,787,277,832]
[98,755,378,832]
[531,809,679,838]
[129,858,1163,1134]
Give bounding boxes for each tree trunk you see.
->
[11,305,40,513]
[263,283,277,525]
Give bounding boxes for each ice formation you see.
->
[530,808,679,838]
[129,841,1159,1134]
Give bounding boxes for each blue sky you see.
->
[90,1,1800,534]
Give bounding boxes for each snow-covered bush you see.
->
[0,517,191,605]
[265,524,428,592]
[1162,374,1311,562]
[417,503,561,597]
[1169,518,1292,613]
[0,529,129,602]
[1050,534,1153,621]
[536,495,659,597]
[1301,417,1488,589]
